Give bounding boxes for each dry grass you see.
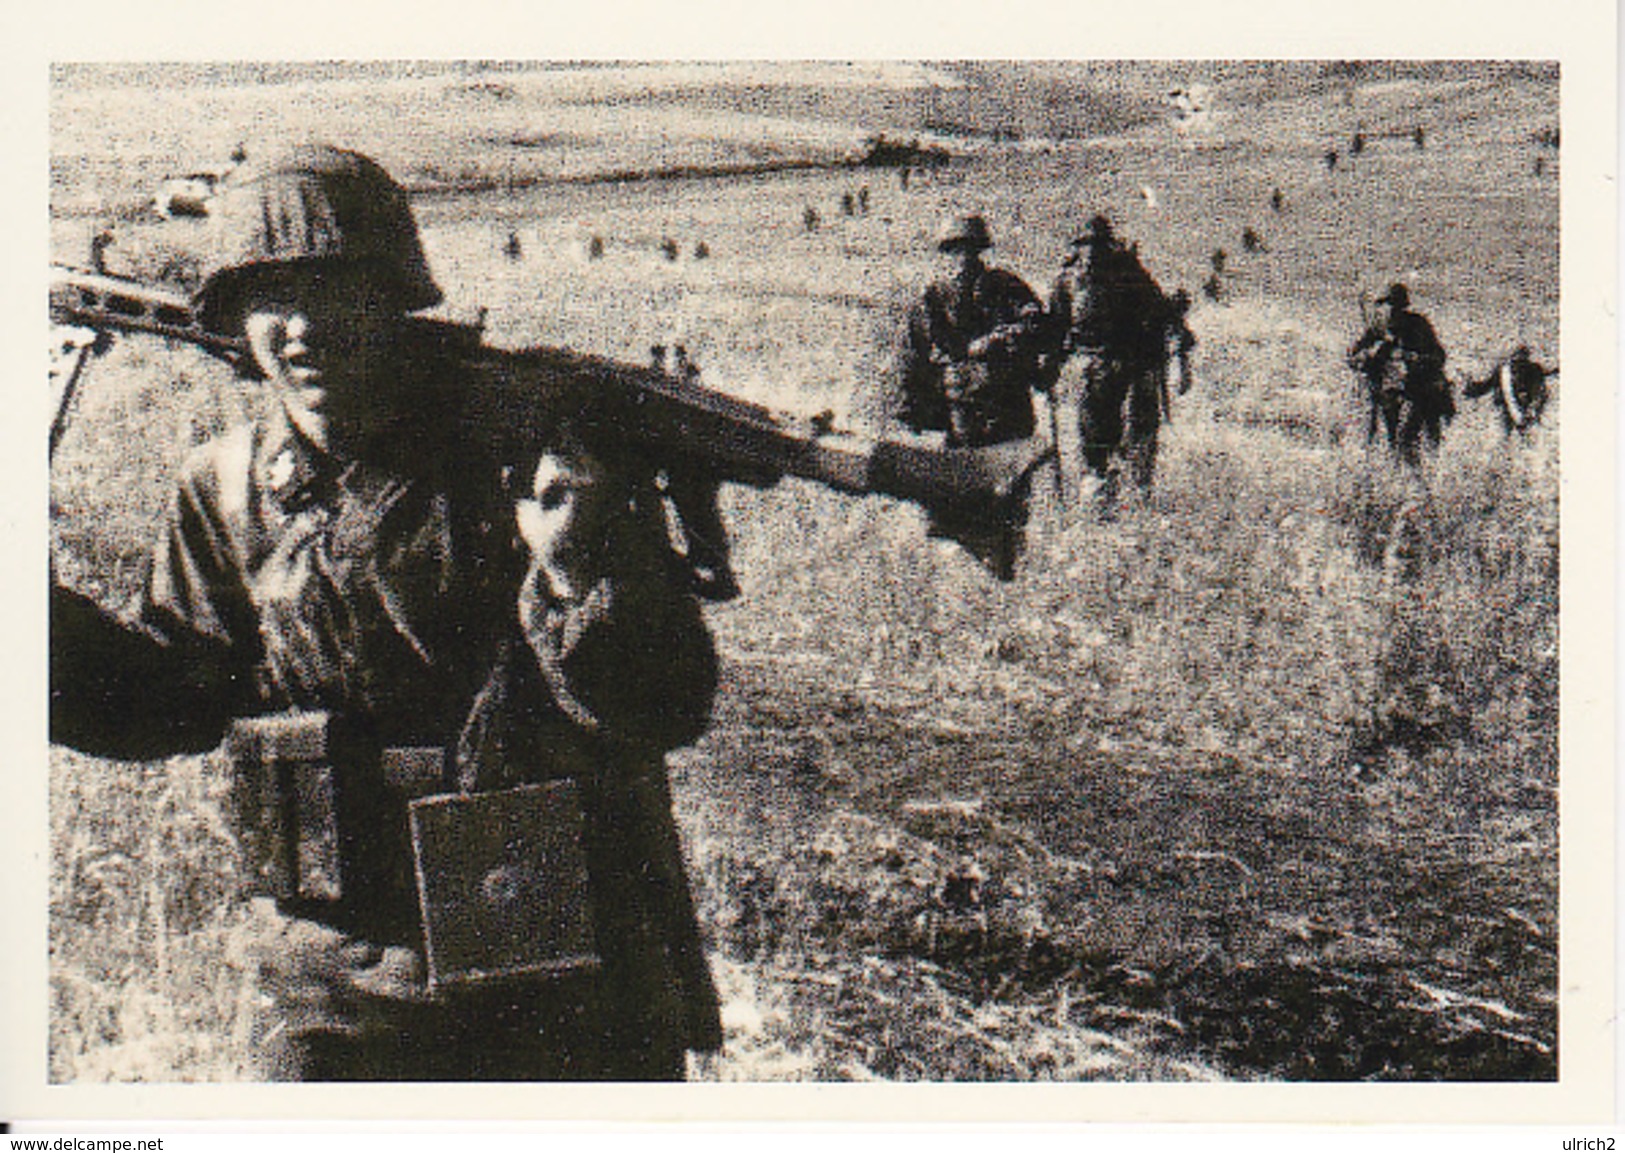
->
[679,367,1557,1080]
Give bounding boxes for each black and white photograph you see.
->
[10,1,1619,1135]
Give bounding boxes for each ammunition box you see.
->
[408,781,600,993]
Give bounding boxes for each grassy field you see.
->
[47,61,1559,1083]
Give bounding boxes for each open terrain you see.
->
[48,61,1559,1082]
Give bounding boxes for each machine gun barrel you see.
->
[49,264,1047,573]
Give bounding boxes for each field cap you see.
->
[1376,282,1410,310]
[936,213,993,252]
[194,142,442,331]
[1071,213,1115,247]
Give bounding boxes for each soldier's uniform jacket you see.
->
[1046,240,1175,374]
[50,367,724,1073]
[897,266,1046,447]
[1346,309,1451,413]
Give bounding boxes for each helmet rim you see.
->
[193,143,441,332]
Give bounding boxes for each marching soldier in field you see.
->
[1045,214,1187,513]
[896,213,1047,450]
[1461,343,1556,435]
[50,144,723,1081]
[894,212,1047,576]
[1346,282,1454,464]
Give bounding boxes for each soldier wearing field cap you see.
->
[50,143,723,1081]
[896,212,1047,450]
[891,213,1047,577]
[1347,281,1454,461]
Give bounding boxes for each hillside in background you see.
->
[52,60,1554,211]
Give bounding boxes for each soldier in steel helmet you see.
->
[896,213,1047,450]
[50,143,723,1080]
[1346,281,1454,462]
[1043,213,1192,513]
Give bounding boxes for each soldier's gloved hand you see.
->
[514,449,616,621]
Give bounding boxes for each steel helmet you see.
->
[935,213,994,252]
[193,143,442,331]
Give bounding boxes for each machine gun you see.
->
[50,264,1051,578]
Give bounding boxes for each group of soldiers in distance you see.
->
[897,211,1195,533]
[896,211,1557,526]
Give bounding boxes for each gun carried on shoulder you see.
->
[50,264,1050,577]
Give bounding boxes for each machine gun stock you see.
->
[50,264,1048,576]
[51,265,248,363]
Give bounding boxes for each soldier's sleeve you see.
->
[1412,316,1448,372]
[1346,325,1383,370]
[1163,291,1197,351]
[1033,287,1067,391]
[145,449,259,650]
[1045,275,1075,359]
[51,455,254,759]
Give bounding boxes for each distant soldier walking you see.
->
[1045,215,1189,512]
[894,213,1047,575]
[896,213,1047,450]
[1346,282,1454,463]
